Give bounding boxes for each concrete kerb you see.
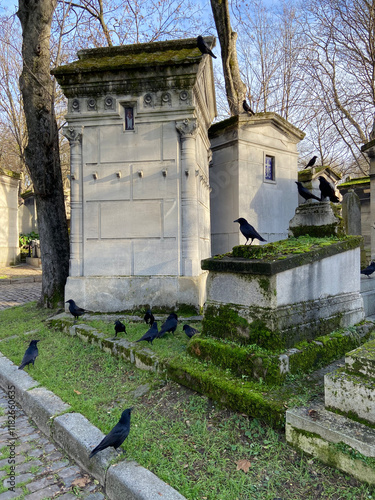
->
[0,351,187,499]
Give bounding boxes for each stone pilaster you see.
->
[176,118,200,276]
[63,126,83,276]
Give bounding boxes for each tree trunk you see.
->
[210,0,246,115]
[17,0,70,307]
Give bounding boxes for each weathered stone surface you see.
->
[286,402,375,457]
[202,246,364,344]
[288,200,342,237]
[0,356,39,404]
[325,369,375,425]
[21,387,71,437]
[52,413,117,484]
[345,339,375,379]
[106,460,187,500]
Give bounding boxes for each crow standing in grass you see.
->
[135,322,159,345]
[89,408,133,458]
[18,340,40,370]
[243,100,254,115]
[197,35,217,58]
[183,324,199,339]
[143,309,155,325]
[303,155,318,169]
[157,313,178,338]
[65,299,86,323]
[233,218,266,245]
[114,320,127,338]
[295,181,320,203]
[361,261,375,278]
[318,176,340,203]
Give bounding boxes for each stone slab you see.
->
[0,355,40,403]
[286,420,375,485]
[345,339,375,379]
[21,387,71,437]
[52,412,117,485]
[106,460,186,500]
[286,402,375,457]
[325,369,375,425]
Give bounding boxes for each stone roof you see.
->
[52,37,214,76]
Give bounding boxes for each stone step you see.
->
[286,401,375,457]
[345,339,375,379]
[286,403,375,484]
[325,368,375,425]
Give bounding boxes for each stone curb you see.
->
[0,276,42,285]
[0,352,187,500]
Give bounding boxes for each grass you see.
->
[0,303,374,499]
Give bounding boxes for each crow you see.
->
[197,35,217,58]
[157,313,178,338]
[114,320,127,338]
[18,340,40,370]
[303,155,318,169]
[135,322,158,345]
[89,408,133,459]
[243,100,254,115]
[295,181,320,203]
[233,218,266,245]
[183,324,199,339]
[65,299,86,322]
[361,261,375,278]
[143,309,155,326]
[318,176,340,203]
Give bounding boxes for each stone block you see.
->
[0,355,39,404]
[286,420,375,485]
[345,339,375,379]
[52,413,117,484]
[325,369,375,425]
[286,402,375,457]
[21,387,71,437]
[105,460,187,500]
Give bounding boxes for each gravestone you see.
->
[53,38,217,311]
[342,189,361,236]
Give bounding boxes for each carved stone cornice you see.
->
[175,119,198,139]
[62,126,83,143]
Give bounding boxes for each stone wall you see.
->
[0,169,20,265]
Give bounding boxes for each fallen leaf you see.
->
[74,390,81,395]
[235,459,251,473]
[71,476,91,488]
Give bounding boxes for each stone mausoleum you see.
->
[53,38,216,311]
[209,114,304,255]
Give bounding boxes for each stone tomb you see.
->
[286,339,375,484]
[209,114,305,256]
[53,38,217,311]
[201,237,364,347]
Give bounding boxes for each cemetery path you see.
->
[0,265,42,311]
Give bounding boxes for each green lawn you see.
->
[0,303,373,499]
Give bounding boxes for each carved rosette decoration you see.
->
[87,98,97,111]
[144,93,153,107]
[104,96,114,110]
[161,92,171,106]
[62,126,83,144]
[71,99,80,113]
[179,90,189,105]
[175,118,198,139]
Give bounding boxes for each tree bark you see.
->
[210,0,246,115]
[17,0,70,307]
